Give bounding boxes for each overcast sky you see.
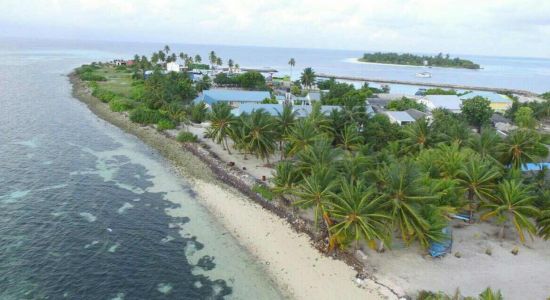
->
[1,0,549,58]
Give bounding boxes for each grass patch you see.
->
[176,131,198,143]
[252,184,274,201]
[157,119,176,131]
[129,106,163,124]
[109,98,135,112]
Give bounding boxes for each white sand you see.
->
[367,222,550,299]
[190,179,398,300]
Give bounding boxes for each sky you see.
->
[0,0,549,58]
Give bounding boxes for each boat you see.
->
[416,72,432,78]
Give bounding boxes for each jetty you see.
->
[317,73,539,97]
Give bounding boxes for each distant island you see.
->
[358,52,481,69]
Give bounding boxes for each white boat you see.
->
[416,72,432,78]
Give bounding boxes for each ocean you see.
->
[0,37,549,299]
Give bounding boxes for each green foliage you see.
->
[129,106,163,124]
[143,71,197,109]
[424,88,458,95]
[156,119,176,131]
[461,96,494,131]
[252,184,274,201]
[176,131,198,143]
[109,98,135,112]
[360,52,480,69]
[79,71,107,81]
[190,102,208,123]
[92,88,118,103]
[387,97,427,111]
[300,67,316,88]
[188,63,210,70]
[238,71,267,90]
[514,106,537,128]
[262,97,278,104]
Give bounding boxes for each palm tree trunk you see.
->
[499,224,506,240]
[378,240,385,252]
[468,189,475,224]
[224,137,232,154]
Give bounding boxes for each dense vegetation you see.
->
[505,96,550,127]
[213,72,268,90]
[359,52,480,69]
[387,97,427,111]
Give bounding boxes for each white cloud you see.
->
[0,0,548,57]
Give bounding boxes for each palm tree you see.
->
[457,159,502,222]
[275,105,297,159]
[537,207,550,240]
[339,151,372,184]
[245,109,278,163]
[337,124,364,152]
[235,63,240,72]
[194,54,202,63]
[330,180,390,250]
[469,128,503,162]
[185,57,194,68]
[293,167,337,239]
[288,58,296,79]
[209,102,236,154]
[271,161,301,199]
[500,129,549,169]
[209,51,217,68]
[228,59,234,73]
[481,179,539,242]
[479,287,504,300]
[158,51,166,63]
[151,52,160,65]
[164,45,170,55]
[286,119,321,157]
[401,118,433,154]
[296,138,342,175]
[300,67,316,90]
[375,160,438,248]
[216,57,223,68]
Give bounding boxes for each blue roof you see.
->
[459,91,511,103]
[231,104,342,117]
[521,163,550,172]
[194,89,271,105]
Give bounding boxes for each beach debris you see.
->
[511,247,519,255]
[356,250,368,261]
[454,251,462,258]
[485,248,492,256]
[107,228,113,232]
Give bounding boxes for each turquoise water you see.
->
[0,45,282,299]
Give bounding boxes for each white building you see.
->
[418,95,462,113]
[166,62,182,73]
[384,111,416,126]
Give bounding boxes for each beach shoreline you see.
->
[69,72,399,300]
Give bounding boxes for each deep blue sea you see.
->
[0,37,549,299]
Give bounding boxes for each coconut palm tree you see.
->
[164,45,170,55]
[457,159,502,222]
[375,160,437,248]
[293,167,337,238]
[185,57,194,68]
[300,67,316,90]
[209,102,236,154]
[330,180,390,250]
[151,52,160,65]
[339,151,372,184]
[337,124,364,152]
[479,287,504,300]
[286,119,321,157]
[481,179,539,242]
[209,51,217,68]
[271,161,301,199]
[500,129,549,169]
[194,54,202,63]
[401,118,433,154]
[235,64,240,72]
[179,52,187,61]
[469,128,503,162]
[537,207,550,240]
[158,51,166,63]
[216,57,223,68]
[228,59,234,73]
[296,138,342,176]
[245,109,278,163]
[288,58,296,79]
[275,105,297,159]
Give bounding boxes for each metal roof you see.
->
[385,111,415,123]
[425,95,462,110]
[459,91,512,103]
[194,89,271,105]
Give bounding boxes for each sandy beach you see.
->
[70,74,398,300]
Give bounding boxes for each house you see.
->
[405,109,429,121]
[459,91,512,112]
[384,111,416,126]
[126,60,135,66]
[418,95,462,113]
[231,103,341,117]
[293,91,323,106]
[194,89,271,108]
[166,62,181,73]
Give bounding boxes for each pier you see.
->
[316,73,539,97]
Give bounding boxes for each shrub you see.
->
[252,184,274,201]
[129,106,163,124]
[79,71,107,81]
[157,119,176,131]
[190,102,208,123]
[176,131,198,143]
[129,83,145,101]
[92,88,118,103]
[115,65,128,72]
[109,98,135,112]
[75,64,99,75]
